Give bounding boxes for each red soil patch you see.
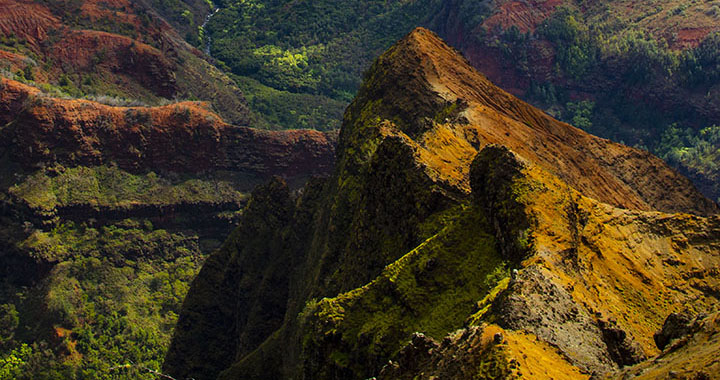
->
[0,78,335,178]
[0,0,58,50]
[672,27,714,50]
[50,29,177,97]
[483,0,564,33]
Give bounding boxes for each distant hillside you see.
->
[0,0,254,124]
[200,0,720,200]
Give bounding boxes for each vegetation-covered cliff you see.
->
[164,28,720,380]
[0,1,335,377]
[1,0,718,378]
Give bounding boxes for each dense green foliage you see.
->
[302,204,507,378]
[493,7,718,146]
[200,0,719,198]
[232,75,344,130]
[656,125,720,202]
[9,165,246,211]
[202,0,490,129]
[0,161,246,379]
[149,0,213,45]
[0,220,203,379]
[478,6,720,200]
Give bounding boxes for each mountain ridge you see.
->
[163,28,719,380]
[344,27,717,215]
[0,76,335,177]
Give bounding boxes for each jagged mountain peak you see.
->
[163,27,720,380]
[342,27,717,215]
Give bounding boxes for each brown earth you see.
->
[615,311,720,379]
[50,29,178,97]
[0,0,59,49]
[0,77,335,178]
[355,27,717,216]
[367,29,720,379]
[483,0,564,33]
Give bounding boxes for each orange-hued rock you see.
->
[0,77,335,178]
[379,326,588,380]
[467,145,720,374]
[615,312,720,379]
[345,27,717,216]
[163,28,719,380]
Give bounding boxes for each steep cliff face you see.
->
[164,28,719,380]
[0,0,343,376]
[0,77,335,177]
[0,49,335,378]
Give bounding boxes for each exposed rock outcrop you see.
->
[616,312,720,379]
[653,310,701,351]
[164,28,720,380]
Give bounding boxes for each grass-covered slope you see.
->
[164,28,719,380]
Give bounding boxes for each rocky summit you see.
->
[163,28,720,380]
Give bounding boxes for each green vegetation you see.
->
[149,0,213,46]
[474,344,515,380]
[0,161,245,379]
[493,7,718,144]
[202,0,493,129]
[198,0,719,199]
[232,75,344,130]
[302,204,508,378]
[9,165,247,211]
[19,220,197,262]
[205,0,490,97]
[0,219,204,379]
[565,100,595,131]
[481,7,720,200]
[656,125,720,202]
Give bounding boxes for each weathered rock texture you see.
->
[164,28,720,380]
[616,312,720,379]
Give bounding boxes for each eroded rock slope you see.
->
[164,28,719,380]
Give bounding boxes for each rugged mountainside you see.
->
[200,0,720,201]
[0,1,337,376]
[0,77,334,177]
[0,73,334,377]
[164,28,720,380]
